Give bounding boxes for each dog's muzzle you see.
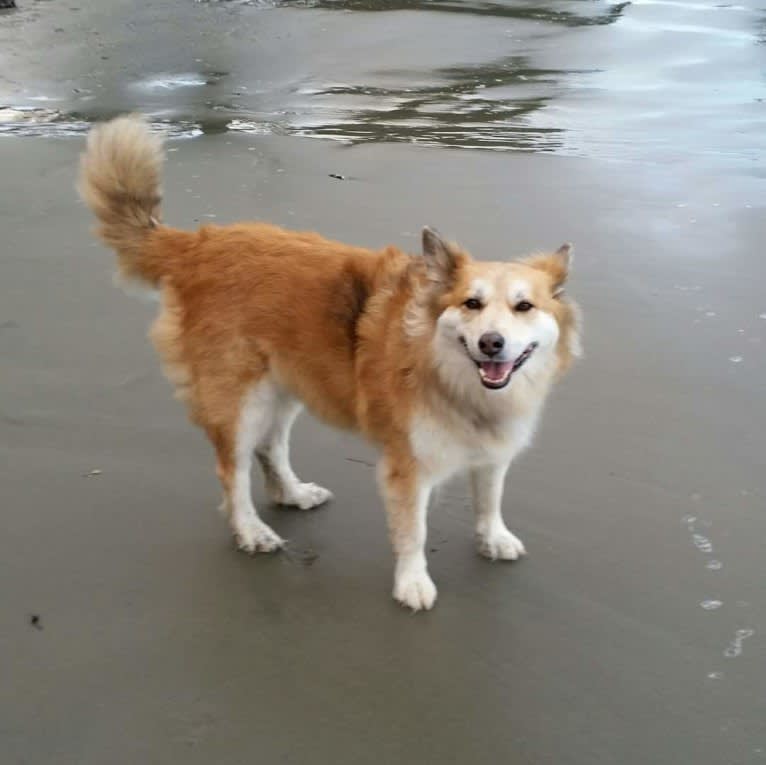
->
[462,338,539,389]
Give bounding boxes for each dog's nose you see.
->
[478,332,505,357]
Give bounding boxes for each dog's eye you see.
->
[515,300,534,312]
[464,298,483,310]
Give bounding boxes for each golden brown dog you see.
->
[79,114,581,611]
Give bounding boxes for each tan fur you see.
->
[78,114,169,285]
[79,114,581,611]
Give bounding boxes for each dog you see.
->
[78,114,581,611]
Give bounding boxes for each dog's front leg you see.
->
[471,462,527,561]
[379,454,436,612]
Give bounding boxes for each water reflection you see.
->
[270,0,626,149]
[280,0,630,26]
[288,56,585,150]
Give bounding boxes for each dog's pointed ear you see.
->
[421,226,458,283]
[526,243,573,296]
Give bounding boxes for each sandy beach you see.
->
[2,1,765,763]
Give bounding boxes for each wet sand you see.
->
[2,132,765,764]
[2,1,766,763]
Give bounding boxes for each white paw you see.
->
[233,518,285,554]
[478,527,527,561]
[280,482,333,510]
[393,569,438,612]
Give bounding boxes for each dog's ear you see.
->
[525,243,573,296]
[421,226,459,284]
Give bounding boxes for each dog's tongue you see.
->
[479,360,513,382]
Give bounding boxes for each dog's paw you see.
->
[280,482,333,510]
[478,528,527,561]
[393,570,438,612]
[233,519,285,554]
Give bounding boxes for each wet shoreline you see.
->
[2,126,765,765]
[2,0,765,165]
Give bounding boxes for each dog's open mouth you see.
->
[471,342,538,389]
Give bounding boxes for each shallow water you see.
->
[1,0,765,166]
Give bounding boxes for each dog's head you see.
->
[420,227,581,392]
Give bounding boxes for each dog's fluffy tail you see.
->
[78,114,168,286]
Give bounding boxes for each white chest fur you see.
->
[409,406,539,481]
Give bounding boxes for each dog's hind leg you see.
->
[210,382,285,553]
[471,462,526,561]
[255,387,333,510]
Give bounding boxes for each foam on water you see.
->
[0,107,203,138]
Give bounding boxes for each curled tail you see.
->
[78,114,167,286]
